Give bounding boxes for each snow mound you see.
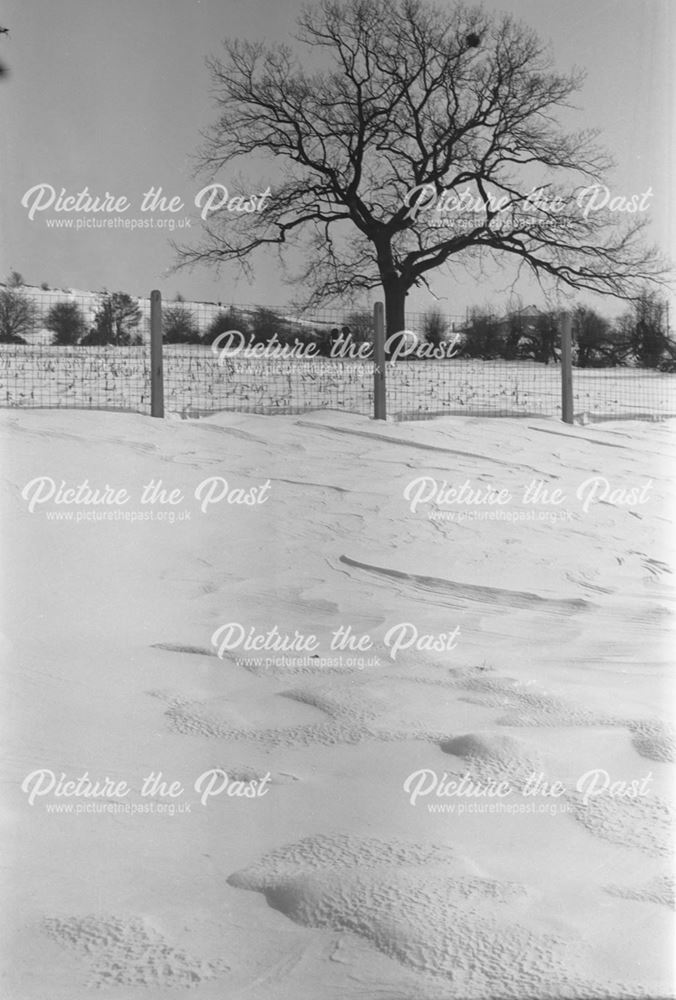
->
[158,691,363,746]
[228,834,465,885]
[439,731,541,788]
[159,691,328,742]
[450,665,623,728]
[629,719,676,762]
[604,874,676,911]
[568,790,674,857]
[449,668,675,773]
[456,669,614,726]
[155,679,448,748]
[41,914,228,989]
[440,731,529,760]
[228,834,611,997]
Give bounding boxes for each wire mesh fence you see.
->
[163,350,376,417]
[0,286,674,421]
[568,367,676,422]
[0,344,151,412]
[386,358,563,419]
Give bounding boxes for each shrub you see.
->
[82,291,142,345]
[162,304,201,343]
[0,330,27,344]
[502,312,528,360]
[313,325,354,357]
[320,309,374,357]
[344,309,373,345]
[0,287,39,342]
[458,308,502,358]
[422,308,448,350]
[249,306,287,345]
[203,307,249,346]
[313,327,338,356]
[524,312,560,364]
[628,291,672,368]
[272,320,320,354]
[45,301,88,345]
[572,306,627,367]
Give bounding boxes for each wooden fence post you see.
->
[560,310,573,424]
[373,301,386,420]
[150,289,164,418]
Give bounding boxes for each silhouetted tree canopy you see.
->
[177,0,669,334]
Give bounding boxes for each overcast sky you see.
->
[0,0,673,318]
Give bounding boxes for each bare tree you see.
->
[176,0,669,335]
[0,288,39,342]
[572,305,622,368]
[627,290,672,369]
[82,292,142,346]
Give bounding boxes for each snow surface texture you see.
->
[1,408,674,999]
[227,832,642,998]
[41,914,229,989]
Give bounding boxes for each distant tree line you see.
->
[0,280,673,370]
[0,283,377,357]
[0,285,143,347]
[196,305,374,356]
[457,293,675,370]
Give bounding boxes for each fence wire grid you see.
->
[1,289,675,422]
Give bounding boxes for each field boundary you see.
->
[1,292,674,423]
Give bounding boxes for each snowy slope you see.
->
[2,283,338,347]
[1,408,674,999]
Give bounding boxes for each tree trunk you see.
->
[383,280,407,337]
[381,273,408,359]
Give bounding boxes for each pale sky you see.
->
[0,0,673,319]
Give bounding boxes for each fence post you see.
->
[560,310,573,424]
[373,301,387,420]
[150,289,164,418]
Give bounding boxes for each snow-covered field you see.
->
[1,407,674,999]
[1,345,675,420]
